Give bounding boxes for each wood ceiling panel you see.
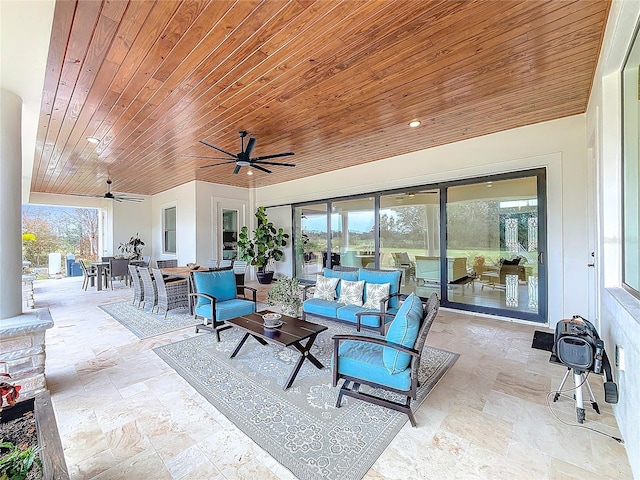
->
[31,0,611,198]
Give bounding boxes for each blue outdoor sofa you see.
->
[302,267,403,335]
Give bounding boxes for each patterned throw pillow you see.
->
[337,279,365,306]
[313,275,339,301]
[362,282,390,310]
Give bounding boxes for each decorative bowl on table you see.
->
[186,263,200,270]
[262,313,282,328]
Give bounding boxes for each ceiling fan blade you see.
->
[253,164,272,174]
[199,160,237,168]
[115,196,144,203]
[181,154,234,160]
[251,152,294,162]
[245,137,256,157]
[200,140,236,158]
[254,160,296,167]
[233,164,242,174]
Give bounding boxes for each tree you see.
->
[21,216,61,267]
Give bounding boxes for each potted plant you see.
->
[237,207,289,284]
[118,233,145,260]
[266,276,303,317]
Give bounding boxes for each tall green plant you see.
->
[237,207,289,272]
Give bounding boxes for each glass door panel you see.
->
[446,176,542,318]
[222,209,238,260]
[379,190,440,295]
[294,203,328,281]
[331,198,375,269]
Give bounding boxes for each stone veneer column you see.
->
[0,89,23,319]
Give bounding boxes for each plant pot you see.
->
[0,392,69,479]
[256,271,274,284]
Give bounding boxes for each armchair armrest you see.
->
[354,310,395,333]
[189,292,218,323]
[237,285,257,303]
[301,283,316,301]
[332,334,420,358]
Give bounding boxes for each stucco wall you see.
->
[151,182,196,265]
[586,0,640,476]
[257,114,589,328]
[194,181,249,267]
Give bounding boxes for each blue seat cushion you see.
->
[303,298,341,318]
[358,269,402,309]
[383,293,423,374]
[324,268,358,296]
[335,340,411,391]
[193,270,237,307]
[336,305,393,328]
[194,298,255,322]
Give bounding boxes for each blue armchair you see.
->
[190,269,257,341]
[332,292,439,427]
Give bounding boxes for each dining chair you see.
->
[232,260,248,295]
[138,267,158,311]
[128,265,144,308]
[206,259,218,268]
[218,259,232,268]
[78,260,97,291]
[108,258,130,289]
[151,268,189,318]
[156,259,178,269]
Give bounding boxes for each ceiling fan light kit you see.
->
[197,131,295,174]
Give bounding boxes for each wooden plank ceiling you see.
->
[32,0,610,197]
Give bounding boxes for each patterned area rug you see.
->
[99,301,201,339]
[154,316,458,480]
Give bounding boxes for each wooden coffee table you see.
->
[226,311,328,390]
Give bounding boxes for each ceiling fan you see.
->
[80,179,144,202]
[190,131,295,174]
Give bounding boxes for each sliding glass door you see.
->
[292,169,547,322]
[445,173,546,321]
[294,203,328,282]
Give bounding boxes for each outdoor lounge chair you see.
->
[332,292,439,427]
[190,269,257,341]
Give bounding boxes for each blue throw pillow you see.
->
[193,270,237,306]
[358,268,401,309]
[383,293,423,374]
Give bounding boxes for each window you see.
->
[163,206,176,254]
[623,26,640,297]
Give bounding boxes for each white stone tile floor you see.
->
[31,276,632,479]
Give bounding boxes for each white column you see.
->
[0,89,23,319]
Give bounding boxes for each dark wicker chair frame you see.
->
[128,265,144,308]
[332,293,439,427]
[189,271,258,341]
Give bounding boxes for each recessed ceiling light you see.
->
[247,169,253,176]
[408,121,421,128]
[86,136,100,144]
